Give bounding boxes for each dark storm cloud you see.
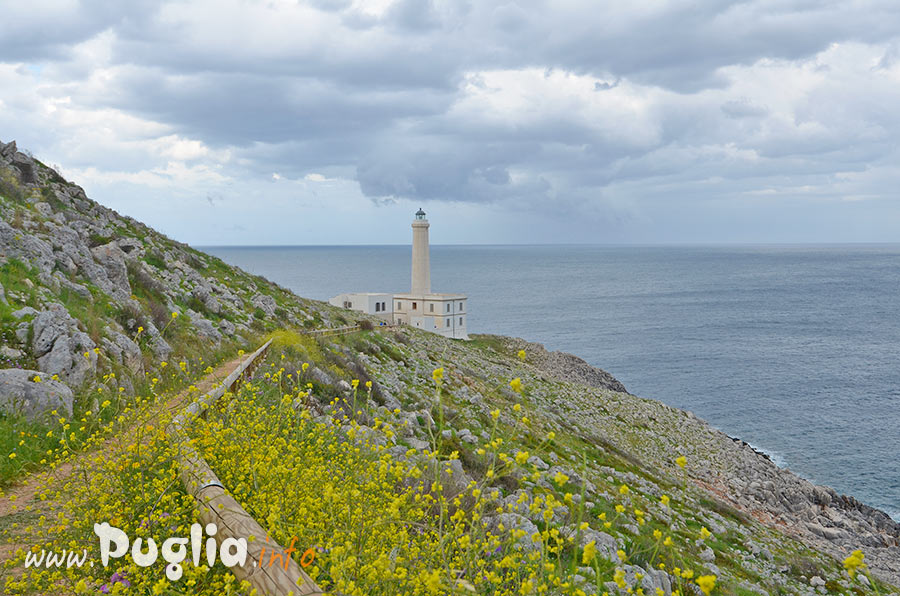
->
[0,1,156,61]
[3,0,900,221]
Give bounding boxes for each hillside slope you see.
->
[1,139,898,595]
[0,139,343,421]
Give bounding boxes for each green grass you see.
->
[0,166,26,203]
[56,283,122,348]
[142,250,166,270]
[0,413,60,486]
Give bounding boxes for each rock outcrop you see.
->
[501,335,628,393]
[0,368,74,419]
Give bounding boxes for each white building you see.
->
[328,292,393,322]
[392,292,467,338]
[329,209,469,339]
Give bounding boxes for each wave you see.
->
[747,442,788,469]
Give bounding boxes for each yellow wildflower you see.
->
[582,540,597,564]
[843,549,866,578]
[695,575,716,595]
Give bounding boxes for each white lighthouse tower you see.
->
[329,208,469,339]
[411,208,431,294]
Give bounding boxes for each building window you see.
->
[382,302,386,311]
[348,302,353,308]
[375,302,381,312]
[459,317,463,325]
[429,303,434,312]
[413,302,417,310]
[459,302,463,309]
[446,303,450,312]
[397,301,402,310]
[446,318,450,327]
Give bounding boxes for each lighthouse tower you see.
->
[329,208,468,339]
[411,208,431,294]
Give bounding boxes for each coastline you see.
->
[486,333,900,585]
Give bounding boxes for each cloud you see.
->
[2,0,900,243]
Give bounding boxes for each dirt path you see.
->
[0,352,248,575]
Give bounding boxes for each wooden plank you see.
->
[169,340,328,595]
[179,445,325,595]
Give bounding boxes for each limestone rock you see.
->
[0,346,24,360]
[0,368,74,419]
[38,330,97,387]
[0,219,55,274]
[310,366,335,386]
[143,322,172,361]
[90,241,131,298]
[101,330,144,374]
[192,284,222,315]
[6,144,38,184]
[186,310,222,342]
[251,293,277,317]
[32,304,76,357]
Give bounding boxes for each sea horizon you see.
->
[199,241,900,248]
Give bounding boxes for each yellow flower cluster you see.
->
[843,549,866,579]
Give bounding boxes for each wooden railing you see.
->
[168,340,326,595]
[303,324,361,337]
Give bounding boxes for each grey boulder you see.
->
[101,330,144,374]
[31,304,97,386]
[0,368,74,419]
[90,242,132,298]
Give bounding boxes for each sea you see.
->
[202,244,900,521]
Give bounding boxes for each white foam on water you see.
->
[747,442,788,469]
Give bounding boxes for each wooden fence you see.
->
[168,340,327,595]
[302,324,361,337]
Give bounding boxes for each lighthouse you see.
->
[411,208,431,294]
[329,209,469,339]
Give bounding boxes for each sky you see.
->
[2,0,900,245]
